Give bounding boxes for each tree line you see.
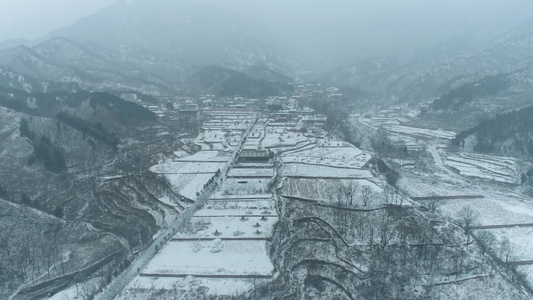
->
[433,74,511,111]
[56,111,119,149]
[452,105,533,158]
[20,118,67,173]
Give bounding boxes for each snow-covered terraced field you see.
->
[281,145,372,169]
[281,156,370,169]
[437,194,533,284]
[196,206,275,218]
[289,144,363,158]
[149,151,231,200]
[437,196,533,227]
[383,125,456,140]
[221,178,271,195]
[208,194,273,201]
[398,175,469,197]
[150,161,225,174]
[143,240,274,276]
[196,130,226,143]
[281,178,382,203]
[282,163,373,178]
[121,276,266,297]
[199,200,276,213]
[387,134,428,150]
[175,150,230,162]
[479,227,533,261]
[163,173,213,200]
[518,265,533,286]
[228,168,275,178]
[175,215,278,239]
[443,152,519,184]
[157,196,184,210]
[261,132,309,148]
[367,117,400,127]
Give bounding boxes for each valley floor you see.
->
[51,100,533,300]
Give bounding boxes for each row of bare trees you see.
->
[334,181,379,208]
[0,230,67,295]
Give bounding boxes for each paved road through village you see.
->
[97,114,257,300]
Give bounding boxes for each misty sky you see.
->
[1,0,533,69]
[0,0,115,41]
[2,0,532,41]
[214,0,533,66]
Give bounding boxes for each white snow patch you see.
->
[143,240,274,276]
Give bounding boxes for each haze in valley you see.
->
[2,0,533,71]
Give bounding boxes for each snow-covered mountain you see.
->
[325,17,533,103]
[0,0,297,94]
[0,38,187,94]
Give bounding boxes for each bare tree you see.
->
[333,181,359,235]
[79,281,95,300]
[457,206,478,241]
[476,231,495,256]
[378,212,395,250]
[360,185,376,207]
[427,197,440,213]
[499,237,512,263]
[380,191,389,206]
[337,180,359,207]
[380,185,400,205]
[367,224,375,250]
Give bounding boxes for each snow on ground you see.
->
[173,150,189,158]
[176,215,278,239]
[209,194,273,200]
[443,152,519,184]
[317,140,354,147]
[143,240,274,276]
[283,144,362,158]
[437,196,533,226]
[122,276,265,297]
[429,274,530,300]
[150,161,225,174]
[398,172,470,197]
[196,130,226,143]
[281,144,372,169]
[164,173,214,200]
[388,134,431,150]
[100,175,126,180]
[199,200,276,216]
[261,132,309,148]
[479,227,533,261]
[220,178,271,195]
[150,157,227,200]
[175,150,230,162]
[399,153,533,288]
[199,278,263,295]
[195,206,276,217]
[281,178,382,203]
[157,196,183,209]
[122,112,281,298]
[48,283,79,300]
[228,168,275,178]
[282,164,373,178]
[518,265,533,286]
[383,125,456,140]
[48,278,101,300]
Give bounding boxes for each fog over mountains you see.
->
[3,1,533,300]
[3,0,533,75]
